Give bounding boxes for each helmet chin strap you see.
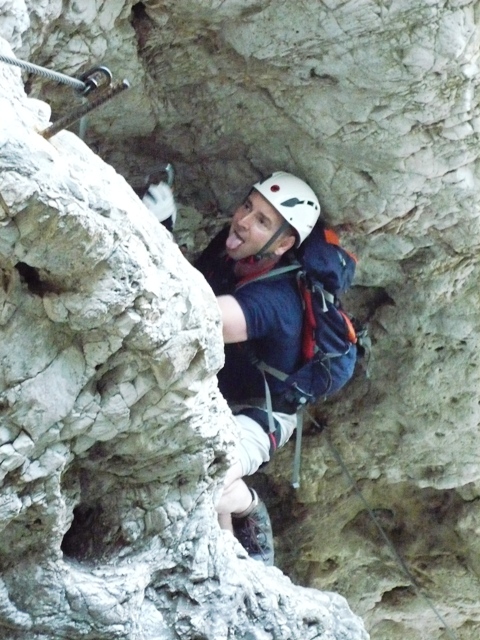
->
[253,219,291,262]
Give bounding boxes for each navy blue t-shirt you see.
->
[221,278,303,403]
[195,228,303,406]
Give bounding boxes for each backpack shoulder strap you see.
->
[235,262,301,291]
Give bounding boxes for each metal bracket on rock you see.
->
[0,53,130,139]
[41,77,130,139]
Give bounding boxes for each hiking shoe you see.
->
[232,490,274,566]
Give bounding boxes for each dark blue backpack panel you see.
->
[281,297,357,406]
[298,223,356,295]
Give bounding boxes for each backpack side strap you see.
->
[291,410,304,489]
[236,406,282,458]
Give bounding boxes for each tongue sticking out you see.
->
[226,232,243,250]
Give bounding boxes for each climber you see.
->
[143,171,321,566]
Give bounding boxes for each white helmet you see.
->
[253,171,321,245]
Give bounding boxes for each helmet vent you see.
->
[281,197,319,211]
[281,197,303,207]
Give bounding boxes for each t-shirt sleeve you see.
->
[233,281,296,340]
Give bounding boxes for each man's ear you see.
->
[273,232,296,257]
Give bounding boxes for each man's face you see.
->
[225,190,294,260]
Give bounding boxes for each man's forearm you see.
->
[217,295,248,343]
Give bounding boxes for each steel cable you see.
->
[0,53,86,91]
[306,410,459,640]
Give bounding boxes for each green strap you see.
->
[260,365,304,488]
[252,263,300,281]
[260,368,277,434]
[292,410,304,489]
[235,263,300,291]
[256,360,289,382]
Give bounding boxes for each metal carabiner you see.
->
[145,163,175,189]
[78,65,113,96]
[164,163,175,188]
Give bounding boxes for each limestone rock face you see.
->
[1,0,480,638]
[0,11,368,640]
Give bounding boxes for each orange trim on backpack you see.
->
[344,248,358,264]
[324,227,358,263]
[324,228,341,246]
[339,310,357,344]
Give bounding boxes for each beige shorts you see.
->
[232,407,297,477]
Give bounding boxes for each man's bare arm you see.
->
[217,295,248,343]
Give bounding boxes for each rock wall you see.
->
[2,0,480,638]
[0,6,368,640]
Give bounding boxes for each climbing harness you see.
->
[305,409,459,640]
[0,53,130,139]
